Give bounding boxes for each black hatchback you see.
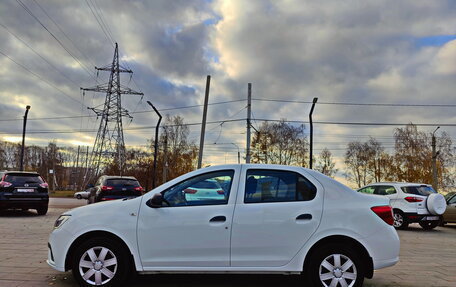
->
[88,175,144,204]
[0,171,49,215]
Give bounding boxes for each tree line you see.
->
[0,118,454,191]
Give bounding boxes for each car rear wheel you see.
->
[393,210,408,229]
[72,237,130,287]
[36,206,48,215]
[419,221,439,230]
[307,244,364,287]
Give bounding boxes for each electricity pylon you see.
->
[82,43,143,177]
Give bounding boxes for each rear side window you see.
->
[106,179,139,187]
[5,174,44,184]
[401,185,436,196]
[374,186,396,195]
[244,169,316,203]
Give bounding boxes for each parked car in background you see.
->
[87,175,144,204]
[358,182,447,230]
[0,171,49,215]
[48,164,399,287]
[441,192,456,226]
[74,190,90,200]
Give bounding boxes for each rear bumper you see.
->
[404,213,441,223]
[0,196,48,209]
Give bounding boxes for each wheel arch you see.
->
[303,235,374,279]
[64,230,137,272]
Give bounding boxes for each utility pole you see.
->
[147,101,162,189]
[20,105,31,171]
[309,97,318,169]
[246,83,252,164]
[82,43,143,178]
[432,126,440,191]
[75,145,80,190]
[198,75,211,169]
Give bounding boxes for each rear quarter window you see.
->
[401,185,436,196]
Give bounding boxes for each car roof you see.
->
[2,171,40,175]
[101,175,138,180]
[364,182,431,187]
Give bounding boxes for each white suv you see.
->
[358,182,447,230]
[48,164,399,287]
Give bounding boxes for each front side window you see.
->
[358,186,375,194]
[244,169,316,203]
[162,170,234,207]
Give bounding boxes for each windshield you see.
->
[401,185,437,196]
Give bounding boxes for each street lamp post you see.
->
[432,126,440,191]
[20,105,31,171]
[147,101,162,189]
[309,97,318,169]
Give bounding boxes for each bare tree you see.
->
[316,148,338,178]
[251,120,308,166]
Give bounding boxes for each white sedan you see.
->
[73,190,90,200]
[48,164,399,287]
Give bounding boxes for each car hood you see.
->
[64,195,143,217]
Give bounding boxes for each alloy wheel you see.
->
[393,213,403,228]
[319,253,357,287]
[78,246,118,286]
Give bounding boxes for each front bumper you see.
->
[47,226,74,272]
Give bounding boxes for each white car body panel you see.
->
[47,164,399,278]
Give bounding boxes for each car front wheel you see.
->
[393,211,408,229]
[72,237,130,287]
[308,244,364,287]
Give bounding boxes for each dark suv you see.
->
[88,175,144,204]
[0,171,49,215]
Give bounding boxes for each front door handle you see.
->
[210,216,226,222]
[296,214,312,220]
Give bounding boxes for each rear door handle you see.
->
[296,214,312,220]
[210,216,226,222]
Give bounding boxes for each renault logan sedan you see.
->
[47,164,399,287]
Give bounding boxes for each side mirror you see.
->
[147,193,163,208]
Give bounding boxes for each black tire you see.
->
[419,221,439,230]
[36,206,48,215]
[393,210,408,230]
[76,194,82,200]
[307,244,365,287]
[71,237,130,287]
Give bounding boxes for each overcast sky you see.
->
[1,0,455,181]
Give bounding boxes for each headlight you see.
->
[54,215,71,229]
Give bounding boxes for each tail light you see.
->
[101,186,114,191]
[216,190,225,195]
[184,188,197,194]
[371,205,394,226]
[134,186,145,194]
[100,198,115,201]
[40,183,49,188]
[0,181,12,187]
[404,196,423,203]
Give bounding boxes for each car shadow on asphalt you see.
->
[130,274,304,287]
[0,209,41,217]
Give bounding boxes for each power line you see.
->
[252,98,456,108]
[31,0,98,68]
[16,0,98,83]
[0,22,80,87]
[255,119,455,127]
[0,49,85,106]
[0,99,245,122]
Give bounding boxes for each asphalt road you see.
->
[0,202,455,287]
